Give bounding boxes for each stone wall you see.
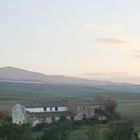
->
[74,104,97,120]
[31,116,62,126]
[62,98,102,121]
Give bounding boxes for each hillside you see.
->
[0,66,140,117]
[0,66,117,85]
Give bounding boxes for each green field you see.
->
[0,81,140,123]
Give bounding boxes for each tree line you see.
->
[0,118,139,140]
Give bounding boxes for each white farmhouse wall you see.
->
[25,106,67,113]
[58,107,67,112]
[55,117,60,121]
[47,107,51,112]
[12,103,26,124]
[26,108,44,113]
[12,103,69,126]
[52,107,55,112]
[32,119,39,127]
[49,107,68,112]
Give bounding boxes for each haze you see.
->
[1,0,140,82]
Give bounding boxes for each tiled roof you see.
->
[20,100,67,108]
[61,97,101,106]
[17,97,101,108]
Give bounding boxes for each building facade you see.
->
[12,98,103,126]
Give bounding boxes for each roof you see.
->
[61,97,102,106]
[20,100,67,108]
[15,97,101,108]
[28,111,75,118]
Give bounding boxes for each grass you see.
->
[69,125,89,140]
[32,132,43,139]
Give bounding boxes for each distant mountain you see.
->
[1,67,140,103]
[0,66,113,85]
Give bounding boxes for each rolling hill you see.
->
[0,66,110,85]
[0,66,140,116]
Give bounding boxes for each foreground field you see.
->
[69,125,140,140]
[69,126,89,140]
[31,124,140,140]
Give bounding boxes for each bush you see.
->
[33,123,49,132]
[0,120,32,140]
[104,120,138,140]
[40,120,72,140]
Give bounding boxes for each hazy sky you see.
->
[1,0,140,77]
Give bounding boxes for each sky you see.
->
[0,0,140,80]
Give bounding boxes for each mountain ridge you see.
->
[0,66,106,85]
[0,66,134,85]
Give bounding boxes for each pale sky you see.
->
[1,0,140,78]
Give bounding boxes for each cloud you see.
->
[134,55,140,58]
[82,24,119,32]
[95,37,130,44]
[84,72,128,78]
[133,50,140,58]
[82,72,140,84]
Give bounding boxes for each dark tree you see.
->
[104,99,117,114]
[41,126,60,140]
[87,126,100,140]
[104,120,138,140]
[0,121,32,140]
[41,120,72,140]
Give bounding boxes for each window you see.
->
[55,107,58,111]
[83,106,85,110]
[83,114,87,120]
[44,107,46,112]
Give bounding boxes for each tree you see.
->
[58,120,72,140]
[104,120,138,140]
[104,99,117,114]
[41,126,60,140]
[41,120,72,140]
[0,121,32,140]
[0,111,11,121]
[95,95,119,120]
[95,95,117,113]
[87,126,100,140]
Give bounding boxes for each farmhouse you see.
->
[12,98,103,126]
